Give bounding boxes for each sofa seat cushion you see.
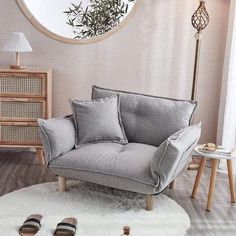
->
[49,143,157,186]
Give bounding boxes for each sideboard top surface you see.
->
[0,67,52,74]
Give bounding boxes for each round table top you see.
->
[193,145,236,160]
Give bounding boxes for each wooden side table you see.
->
[191,146,236,211]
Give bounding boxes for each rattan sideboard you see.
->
[0,67,52,165]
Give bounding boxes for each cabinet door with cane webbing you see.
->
[0,68,52,148]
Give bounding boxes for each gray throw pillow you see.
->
[151,123,201,191]
[38,116,76,164]
[70,95,128,148]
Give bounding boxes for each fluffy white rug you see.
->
[0,181,190,236]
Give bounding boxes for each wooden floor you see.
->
[0,151,236,236]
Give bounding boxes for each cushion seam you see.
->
[38,121,52,163]
[69,100,79,148]
[49,165,155,186]
[116,94,128,143]
[92,85,198,104]
[169,125,198,141]
[155,140,170,178]
[169,138,199,181]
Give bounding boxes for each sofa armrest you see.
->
[38,115,76,165]
[151,123,201,193]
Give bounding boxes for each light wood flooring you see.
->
[0,150,236,235]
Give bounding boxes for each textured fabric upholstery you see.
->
[38,116,75,164]
[38,86,200,196]
[49,143,158,192]
[70,96,127,148]
[51,167,157,194]
[151,123,201,192]
[92,85,197,147]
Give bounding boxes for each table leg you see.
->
[227,159,236,203]
[206,159,219,211]
[191,157,207,198]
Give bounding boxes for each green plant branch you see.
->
[64,0,135,39]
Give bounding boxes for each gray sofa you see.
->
[38,86,201,210]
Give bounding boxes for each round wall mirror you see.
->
[16,0,139,44]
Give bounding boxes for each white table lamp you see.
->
[3,32,33,69]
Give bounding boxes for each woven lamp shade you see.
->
[3,32,32,52]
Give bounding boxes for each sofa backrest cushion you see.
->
[92,85,197,147]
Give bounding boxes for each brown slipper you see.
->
[54,217,77,236]
[19,214,43,236]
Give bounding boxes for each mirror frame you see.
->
[16,0,141,44]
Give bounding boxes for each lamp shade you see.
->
[3,32,32,52]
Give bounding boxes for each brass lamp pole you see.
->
[188,0,210,170]
[191,0,210,101]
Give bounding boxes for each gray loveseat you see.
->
[38,86,201,210]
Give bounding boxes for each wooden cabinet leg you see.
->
[169,179,176,189]
[191,157,207,198]
[36,148,45,165]
[206,159,219,211]
[58,176,66,192]
[227,159,236,203]
[146,194,154,210]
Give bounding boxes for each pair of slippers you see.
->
[19,214,77,236]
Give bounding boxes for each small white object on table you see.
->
[191,145,236,211]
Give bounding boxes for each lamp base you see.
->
[10,65,26,70]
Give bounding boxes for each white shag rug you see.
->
[0,181,190,236]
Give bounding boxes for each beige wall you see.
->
[0,0,230,143]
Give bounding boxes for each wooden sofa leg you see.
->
[169,179,176,189]
[146,194,154,210]
[36,148,45,166]
[58,176,66,192]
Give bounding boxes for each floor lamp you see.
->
[188,0,210,170]
[191,0,210,101]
